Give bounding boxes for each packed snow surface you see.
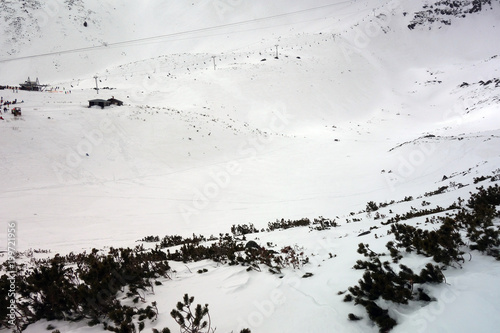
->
[1,0,500,332]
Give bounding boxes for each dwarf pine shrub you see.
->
[0,247,170,331]
[345,184,500,331]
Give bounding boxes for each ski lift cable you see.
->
[0,0,357,63]
[51,7,364,85]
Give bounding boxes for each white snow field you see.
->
[1,0,500,332]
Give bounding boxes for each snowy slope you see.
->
[0,0,383,82]
[1,0,500,332]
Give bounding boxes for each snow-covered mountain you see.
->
[1,1,500,332]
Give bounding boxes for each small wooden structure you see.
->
[88,99,111,109]
[88,97,123,109]
[107,97,123,106]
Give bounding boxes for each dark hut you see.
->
[107,97,123,106]
[88,99,111,109]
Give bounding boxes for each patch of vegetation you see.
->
[156,234,208,250]
[381,204,457,225]
[474,175,492,183]
[309,216,338,231]
[170,294,211,333]
[0,246,169,332]
[154,294,251,333]
[267,217,311,231]
[3,180,498,333]
[231,223,259,236]
[373,212,387,220]
[390,217,465,267]
[279,245,309,269]
[344,184,500,331]
[163,233,309,274]
[140,235,160,242]
[457,185,500,258]
[366,201,379,213]
[424,186,448,197]
[348,313,362,321]
[164,233,243,265]
[378,200,396,208]
[348,244,444,332]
